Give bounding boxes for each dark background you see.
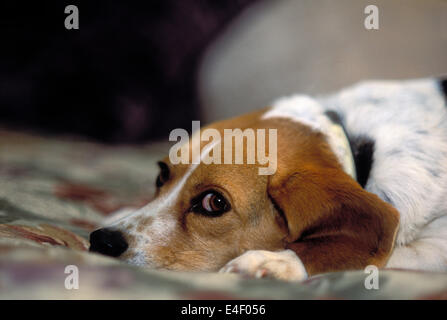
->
[0,0,256,143]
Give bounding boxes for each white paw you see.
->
[219,250,308,281]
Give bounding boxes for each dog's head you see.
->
[89,104,399,275]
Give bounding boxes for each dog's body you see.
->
[269,78,447,273]
[90,78,447,280]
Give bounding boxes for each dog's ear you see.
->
[268,164,399,276]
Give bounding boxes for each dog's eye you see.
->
[192,191,231,216]
[156,161,170,188]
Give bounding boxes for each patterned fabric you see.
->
[1,129,446,299]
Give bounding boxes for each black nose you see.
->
[89,228,128,257]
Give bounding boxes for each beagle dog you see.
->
[90,78,447,281]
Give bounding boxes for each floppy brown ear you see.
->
[268,164,399,276]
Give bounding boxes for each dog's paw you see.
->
[219,249,308,281]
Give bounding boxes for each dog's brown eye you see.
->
[156,162,170,188]
[192,191,230,216]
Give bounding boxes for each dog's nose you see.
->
[89,228,128,257]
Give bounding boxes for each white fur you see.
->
[264,78,447,272]
[263,95,327,131]
[220,249,308,281]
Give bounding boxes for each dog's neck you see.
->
[263,95,357,180]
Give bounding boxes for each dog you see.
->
[90,78,447,281]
